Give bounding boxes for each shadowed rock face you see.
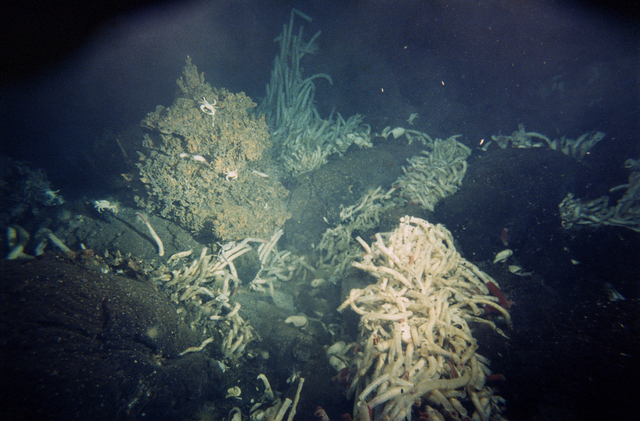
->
[434,148,581,278]
[0,254,224,420]
[433,146,639,294]
[284,139,425,253]
[433,147,640,421]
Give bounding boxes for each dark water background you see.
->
[1,0,638,196]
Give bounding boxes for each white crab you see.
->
[42,188,64,205]
[94,200,119,214]
[224,168,238,181]
[286,370,301,385]
[199,97,217,127]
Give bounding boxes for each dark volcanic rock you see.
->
[434,147,581,283]
[284,140,424,253]
[0,254,224,420]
